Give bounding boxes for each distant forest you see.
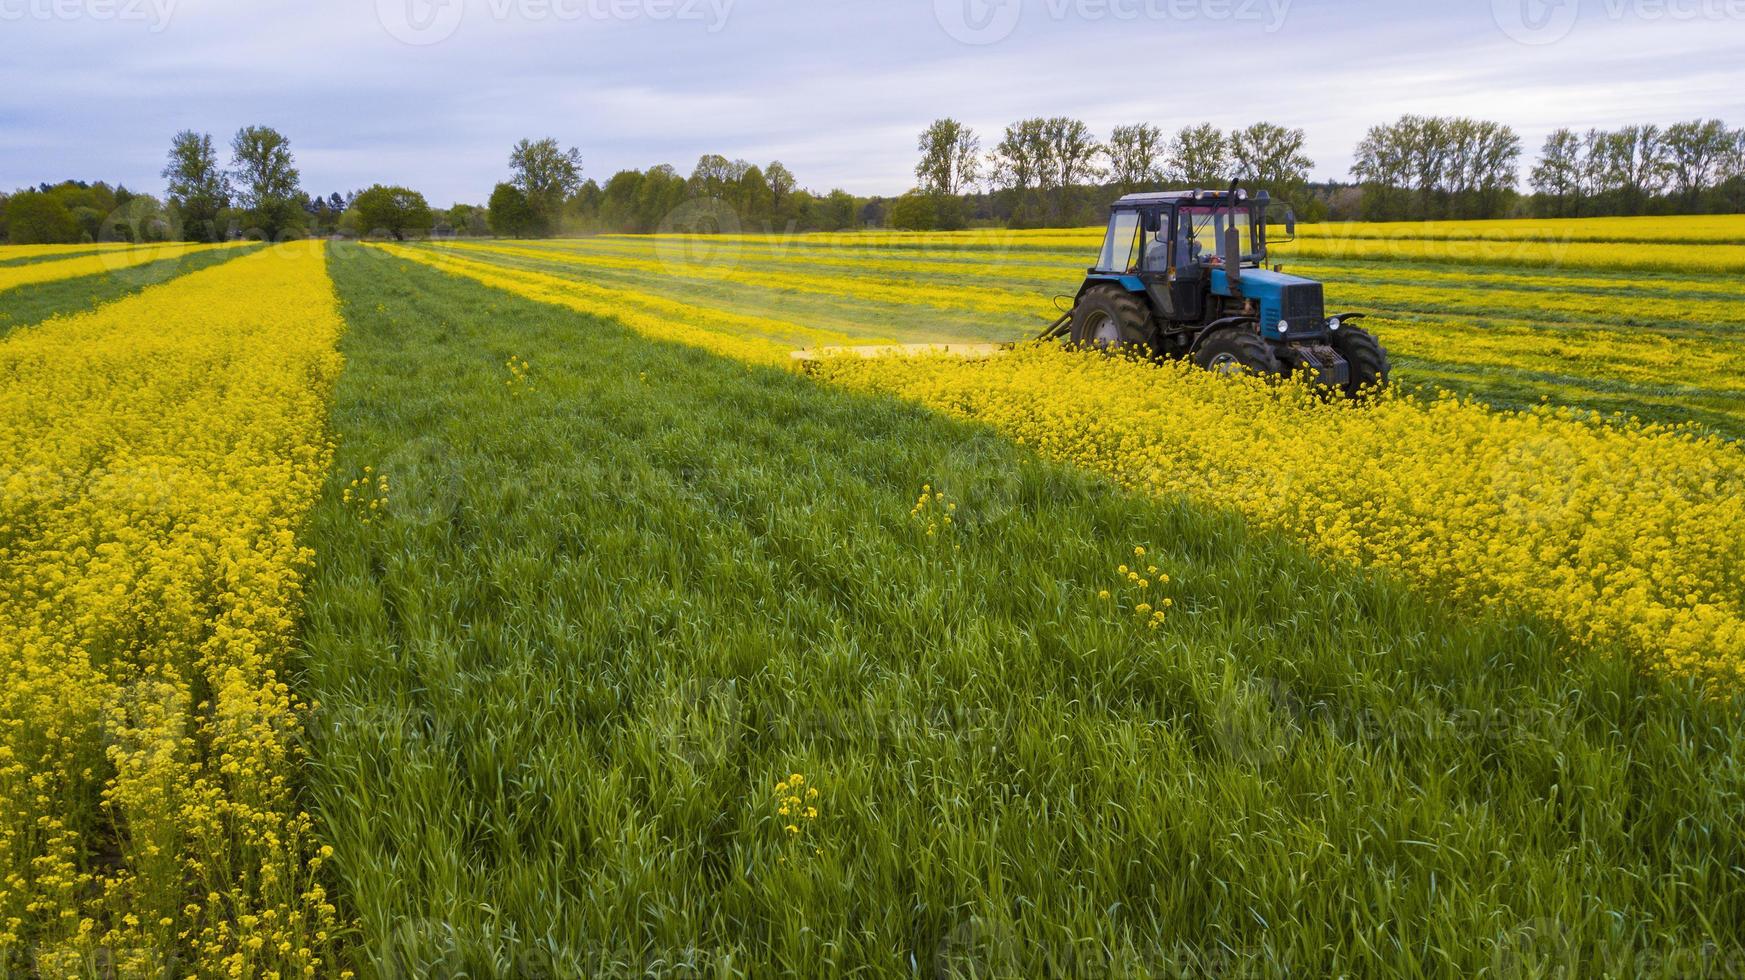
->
[5,115,1742,244]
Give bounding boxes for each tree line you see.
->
[898,117,1315,229]
[487,145,868,237]
[893,114,1745,228]
[6,115,1743,244]
[0,125,447,245]
[1529,121,1743,218]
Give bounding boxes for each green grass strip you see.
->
[301,243,1745,978]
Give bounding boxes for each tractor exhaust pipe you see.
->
[1224,180,1242,287]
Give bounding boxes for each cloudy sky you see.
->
[3,0,1742,205]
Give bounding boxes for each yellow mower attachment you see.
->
[789,342,1014,371]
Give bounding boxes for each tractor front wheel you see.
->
[1192,328,1279,379]
[1329,323,1390,397]
[1070,287,1152,353]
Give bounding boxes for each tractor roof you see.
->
[1112,189,1268,208]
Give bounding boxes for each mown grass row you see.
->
[300,244,1744,977]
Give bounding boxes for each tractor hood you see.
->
[1212,267,1327,341]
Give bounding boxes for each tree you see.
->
[988,119,1053,225]
[350,185,433,240]
[104,192,170,243]
[1351,115,1517,220]
[990,119,1048,193]
[1578,128,1611,204]
[1106,124,1166,195]
[4,190,80,244]
[1663,119,1731,206]
[488,182,544,237]
[447,203,490,237]
[1041,117,1103,212]
[162,131,229,242]
[765,161,798,217]
[888,191,940,230]
[689,154,737,200]
[230,126,303,239]
[1458,120,1522,218]
[1603,125,1668,214]
[638,165,688,231]
[1531,129,1584,216]
[821,189,857,231]
[915,119,982,196]
[1168,124,1230,187]
[736,164,773,221]
[509,137,584,230]
[1229,122,1314,201]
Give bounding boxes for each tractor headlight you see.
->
[1328,317,1342,332]
[1276,320,1290,335]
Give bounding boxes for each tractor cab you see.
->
[1066,185,1390,398]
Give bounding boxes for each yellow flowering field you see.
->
[0,242,250,294]
[413,214,1745,436]
[298,244,1745,976]
[0,243,345,977]
[815,347,1745,686]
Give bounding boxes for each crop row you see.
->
[0,244,345,977]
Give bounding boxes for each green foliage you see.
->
[1352,115,1523,220]
[486,182,544,238]
[509,137,584,229]
[1229,122,1314,204]
[1106,123,1165,195]
[887,191,938,231]
[349,185,433,241]
[916,118,981,196]
[4,190,81,244]
[162,130,230,242]
[574,159,861,235]
[303,244,1745,977]
[888,191,967,231]
[230,125,304,239]
[443,203,490,237]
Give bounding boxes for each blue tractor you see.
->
[1045,185,1389,397]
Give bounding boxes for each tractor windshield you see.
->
[1180,205,1258,266]
[1097,210,1143,273]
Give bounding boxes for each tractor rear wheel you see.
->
[1070,287,1152,353]
[1192,328,1279,379]
[1329,324,1390,397]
